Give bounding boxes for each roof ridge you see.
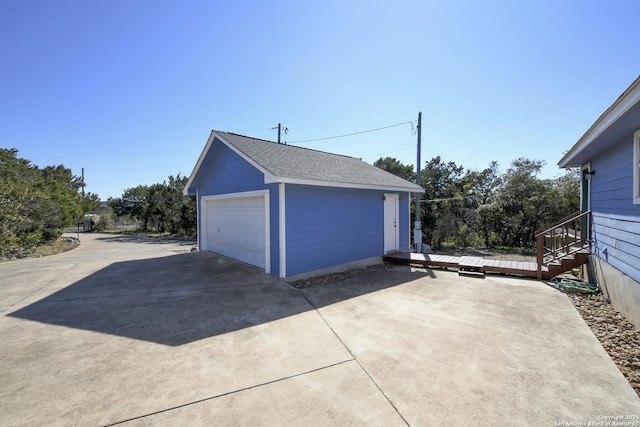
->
[214,130,360,161]
[184,129,424,194]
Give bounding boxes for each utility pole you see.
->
[81,167,85,198]
[414,112,422,252]
[272,123,289,144]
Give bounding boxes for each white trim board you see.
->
[279,183,287,278]
[559,77,640,168]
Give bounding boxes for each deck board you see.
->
[459,256,485,268]
[383,252,541,279]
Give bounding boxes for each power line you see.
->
[287,120,415,144]
[358,142,415,160]
[16,121,420,181]
[21,132,210,149]
[90,164,194,174]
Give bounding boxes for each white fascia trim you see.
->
[264,176,425,193]
[559,78,640,168]
[184,131,423,194]
[184,131,216,195]
[279,183,286,278]
[200,190,271,274]
[183,131,277,195]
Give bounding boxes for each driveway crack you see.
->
[298,290,410,427]
[102,359,354,426]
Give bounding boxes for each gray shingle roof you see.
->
[215,131,423,192]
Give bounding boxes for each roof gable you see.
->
[185,130,424,195]
[559,76,640,168]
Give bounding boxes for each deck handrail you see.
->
[534,210,588,238]
[536,210,591,279]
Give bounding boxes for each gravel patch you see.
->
[566,291,640,398]
[288,263,395,289]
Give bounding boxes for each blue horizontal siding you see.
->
[285,185,400,276]
[195,139,281,276]
[587,129,640,284]
[195,139,266,195]
[589,138,640,215]
[591,213,640,285]
[593,176,630,193]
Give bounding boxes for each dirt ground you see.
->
[433,246,536,262]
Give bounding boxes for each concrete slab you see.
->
[0,234,364,426]
[2,233,639,426]
[302,267,640,426]
[122,361,406,426]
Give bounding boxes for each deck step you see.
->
[458,256,485,277]
[459,269,485,278]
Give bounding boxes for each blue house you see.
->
[559,76,640,326]
[184,131,424,280]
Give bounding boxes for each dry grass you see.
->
[31,237,79,258]
[434,246,536,262]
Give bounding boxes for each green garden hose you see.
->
[556,278,599,294]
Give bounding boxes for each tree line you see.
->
[374,156,579,250]
[0,147,577,258]
[0,148,100,257]
[107,175,196,236]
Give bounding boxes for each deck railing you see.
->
[535,210,591,279]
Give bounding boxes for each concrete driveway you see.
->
[1,233,639,426]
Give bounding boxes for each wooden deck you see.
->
[382,252,548,279]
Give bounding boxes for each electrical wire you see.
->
[16,119,420,194]
[287,120,415,144]
[358,143,415,160]
[21,132,210,149]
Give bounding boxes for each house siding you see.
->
[592,213,640,282]
[589,134,640,286]
[284,185,410,277]
[194,139,266,195]
[194,139,281,276]
[401,194,410,249]
[560,78,640,327]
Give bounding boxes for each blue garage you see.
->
[184,131,424,279]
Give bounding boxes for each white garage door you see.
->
[204,195,266,269]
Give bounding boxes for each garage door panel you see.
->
[204,196,266,269]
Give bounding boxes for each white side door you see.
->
[384,193,399,253]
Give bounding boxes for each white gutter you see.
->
[559,76,640,168]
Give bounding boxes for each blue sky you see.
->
[2,0,639,199]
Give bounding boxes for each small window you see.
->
[635,130,640,205]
